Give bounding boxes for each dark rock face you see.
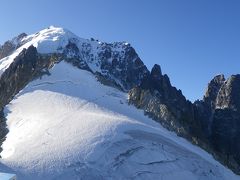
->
[63,40,149,91]
[194,75,226,137]
[129,64,203,143]
[204,74,225,110]
[0,33,27,59]
[215,75,240,110]
[0,45,60,151]
[0,110,8,154]
[0,45,59,109]
[95,43,149,91]
[101,45,149,91]
[129,65,240,174]
[63,42,91,71]
[194,74,240,174]
[0,41,15,59]
[210,75,240,173]
[211,109,240,172]
[0,34,239,175]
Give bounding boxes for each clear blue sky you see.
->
[1,0,240,101]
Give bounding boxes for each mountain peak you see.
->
[0,32,27,59]
[215,74,240,110]
[203,74,225,107]
[0,27,239,179]
[151,64,162,79]
[0,26,149,91]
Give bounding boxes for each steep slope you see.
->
[0,26,239,179]
[0,33,27,60]
[128,64,202,142]
[0,26,148,90]
[195,75,240,174]
[0,61,238,180]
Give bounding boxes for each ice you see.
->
[0,26,128,79]
[0,61,238,180]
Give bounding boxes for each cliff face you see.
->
[0,27,239,175]
[129,64,203,143]
[210,75,240,173]
[204,74,226,110]
[0,45,60,154]
[0,45,60,109]
[194,75,226,137]
[194,75,240,173]
[129,68,240,174]
[0,33,27,59]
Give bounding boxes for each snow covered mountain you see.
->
[0,26,239,179]
[0,26,148,90]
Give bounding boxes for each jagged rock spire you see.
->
[203,74,225,109]
[150,64,162,80]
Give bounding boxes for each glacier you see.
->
[0,26,238,179]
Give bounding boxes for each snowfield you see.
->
[0,26,239,179]
[0,61,238,180]
[0,26,130,77]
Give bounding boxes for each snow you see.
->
[22,26,80,54]
[0,61,238,180]
[0,26,129,80]
[0,26,81,76]
[0,25,140,94]
[0,173,16,180]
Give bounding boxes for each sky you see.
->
[0,0,239,101]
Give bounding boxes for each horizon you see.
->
[1,0,239,101]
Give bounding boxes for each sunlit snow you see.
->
[0,61,238,180]
[0,26,238,180]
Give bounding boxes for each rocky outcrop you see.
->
[204,74,225,110]
[63,42,91,72]
[0,41,15,59]
[129,64,204,144]
[0,30,239,175]
[63,40,149,91]
[210,75,240,173]
[211,108,240,173]
[0,33,27,59]
[0,45,60,109]
[0,110,8,153]
[97,45,149,91]
[129,64,240,174]
[194,74,240,174]
[0,45,61,152]
[215,75,240,110]
[194,75,226,137]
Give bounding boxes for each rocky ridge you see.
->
[195,75,240,173]
[128,64,201,141]
[0,27,239,175]
[129,68,240,174]
[0,33,27,60]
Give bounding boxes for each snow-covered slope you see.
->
[0,26,239,179]
[0,26,86,75]
[0,61,238,180]
[0,26,148,91]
